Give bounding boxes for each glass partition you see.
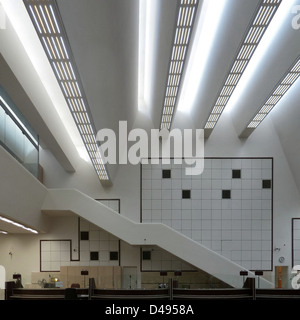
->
[0,86,39,178]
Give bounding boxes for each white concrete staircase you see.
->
[42,188,273,288]
[0,146,273,288]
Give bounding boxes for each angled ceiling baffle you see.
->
[160,0,199,130]
[203,0,282,138]
[241,54,300,137]
[23,0,110,184]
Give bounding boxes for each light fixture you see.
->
[160,0,199,130]
[176,0,227,116]
[244,55,300,133]
[0,216,38,234]
[203,0,282,136]
[23,0,109,181]
[0,230,8,235]
[138,0,159,114]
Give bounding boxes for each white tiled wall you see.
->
[141,158,273,271]
[40,199,120,271]
[98,199,120,212]
[41,240,71,272]
[79,218,120,267]
[141,246,196,271]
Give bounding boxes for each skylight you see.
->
[247,56,300,129]
[160,0,199,130]
[204,0,282,134]
[23,0,109,181]
[138,0,159,114]
[176,0,227,116]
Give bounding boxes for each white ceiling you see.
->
[55,0,300,134]
[1,0,300,190]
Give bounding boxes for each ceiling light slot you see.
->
[246,56,300,130]
[24,0,109,181]
[203,0,282,135]
[160,0,199,130]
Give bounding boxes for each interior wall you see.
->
[1,107,299,287]
[0,215,138,287]
[206,113,300,281]
[46,110,300,281]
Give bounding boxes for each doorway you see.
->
[275,266,289,288]
[122,267,137,289]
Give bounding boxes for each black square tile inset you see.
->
[182,190,191,199]
[142,251,151,260]
[222,190,231,199]
[232,169,241,179]
[80,231,89,241]
[262,180,272,189]
[90,251,99,261]
[110,251,119,261]
[162,169,171,179]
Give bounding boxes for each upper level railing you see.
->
[0,86,39,178]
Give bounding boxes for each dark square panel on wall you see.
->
[162,169,171,178]
[232,169,241,179]
[110,251,119,261]
[222,190,231,199]
[90,251,99,261]
[262,180,272,189]
[142,251,151,260]
[80,231,89,241]
[182,190,191,199]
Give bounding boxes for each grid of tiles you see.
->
[79,218,120,267]
[141,246,196,272]
[293,219,300,266]
[40,200,120,271]
[79,199,120,267]
[141,158,273,271]
[41,240,71,272]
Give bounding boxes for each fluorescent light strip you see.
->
[204,0,282,131]
[247,56,300,129]
[24,0,109,181]
[0,231,8,235]
[160,0,199,130]
[0,216,38,234]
